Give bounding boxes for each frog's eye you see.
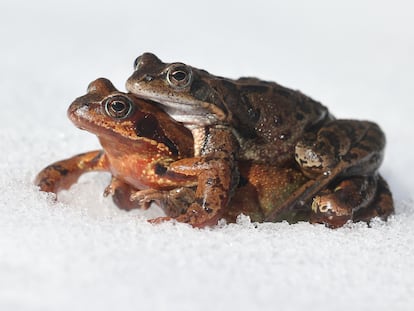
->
[166,63,193,89]
[104,96,133,119]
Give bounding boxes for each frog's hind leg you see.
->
[295,120,386,179]
[352,174,394,224]
[310,175,377,228]
[274,119,387,225]
[310,174,394,228]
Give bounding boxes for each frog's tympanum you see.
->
[125,53,394,227]
[35,78,311,224]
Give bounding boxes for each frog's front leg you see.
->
[104,177,146,211]
[35,150,108,194]
[291,119,393,226]
[105,176,195,213]
[149,126,239,227]
[173,156,237,227]
[131,187,196,217]
[131,155,236,227]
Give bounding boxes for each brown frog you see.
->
[126,53,394,227]
[35,78,195,214]
[35,78,311,224]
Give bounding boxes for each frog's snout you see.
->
[67,99,88,123]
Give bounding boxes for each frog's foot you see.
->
[103,183,115,197]
[163,179,229,228]
[165,126,239,228]
[310,176,377,228]
[148,216,174,224]
[131,187,196,216]
[163,206,204,227]
[104,177,142,211]
[167,156,238,227]
[130,189,160,210]
[142,188,224,227]
[166,202,226,228]
[353,175,394,223]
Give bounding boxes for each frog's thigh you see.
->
[295,120,385,178]
[310,175,378,228]
[353,175,394,223]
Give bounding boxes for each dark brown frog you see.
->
[125,53,394,227]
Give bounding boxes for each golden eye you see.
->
[104,96,133,119]
[166,63,193,89]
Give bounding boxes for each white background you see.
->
[1,1,413,310]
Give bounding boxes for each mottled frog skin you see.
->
[126,53,394,227]
[35,78,195,213]
[34,78,309,224]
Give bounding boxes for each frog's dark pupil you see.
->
[105,97,132,119]
[172,71,187,81]
[111,101,126,112]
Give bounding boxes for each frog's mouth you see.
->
[126,83,222,126]
[153,102,219,126]
[67,100,91,129]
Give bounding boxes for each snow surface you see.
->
[1,1,414,310]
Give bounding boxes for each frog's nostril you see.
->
[144,74,153,82]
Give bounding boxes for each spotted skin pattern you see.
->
[125,53,393,227]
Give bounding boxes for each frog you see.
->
[35,78,196,214]
[125,52,394,227]
[34,78,312,224]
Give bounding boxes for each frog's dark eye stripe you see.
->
[104,96,133,119]
[166,63,193,89]
[135,113,179,156]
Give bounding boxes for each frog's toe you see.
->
[310,176,378,228]
[148,216,174,224]
[131,189,163,203]
[310,194,353,228]
[103,185,114,197]
[353,175,394,223]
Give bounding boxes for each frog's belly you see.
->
[223,162,310,223]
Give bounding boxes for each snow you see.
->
[1,0,414,310]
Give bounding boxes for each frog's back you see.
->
[229,77,332,163]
